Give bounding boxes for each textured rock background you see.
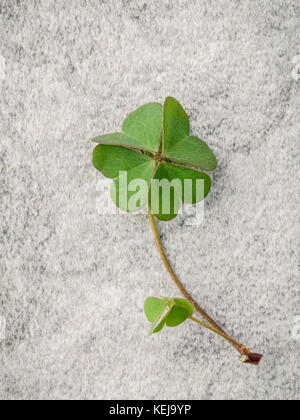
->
[0,0,299,400]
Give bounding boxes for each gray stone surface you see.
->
[0,0,299,400]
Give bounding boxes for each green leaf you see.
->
[92,144,150,179]
[165,136,217,171]
[163,97,217,171]
[144,297,168,323]
[122,103,163,152]
[164,297,194,327]
[149,164,182,221]
[144,297,169,335]
[93,145,155,212]
[173,298,194,316]
[165,305,189,327]
[163,97,190,152]
[149,163,211,221]
[112,160,155,212]
[93,103,162,153]
[92,97,217,221]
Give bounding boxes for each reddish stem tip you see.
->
[240,353,263,366]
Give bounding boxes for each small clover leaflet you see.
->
[144,297,194,335]
[92,97,217,221]
[144,297,263,366]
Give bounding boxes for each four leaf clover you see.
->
[92,97,217,220]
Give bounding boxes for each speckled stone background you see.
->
[0,0,299,400]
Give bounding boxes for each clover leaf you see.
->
[144,297,194,335]
[92,97,217,220]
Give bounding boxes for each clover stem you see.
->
[189,316,245,349]
[148,208,263,365]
